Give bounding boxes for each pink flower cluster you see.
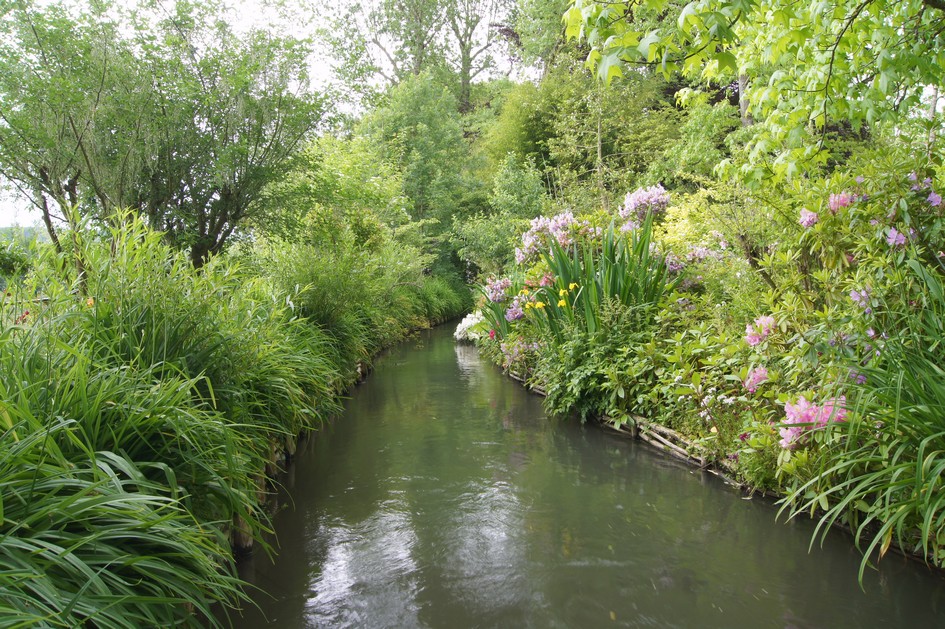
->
[515,211,587,264]
[743,367,768,393]
[745,315,776,346]
[828,192,853,213]
[780,396,848,449]
[620,184,670,224]
[485,276,512,303]
[799,209,819,228]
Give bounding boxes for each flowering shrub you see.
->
[454,310,485,342]
[744,315,776,346]
[620,184,670,223]
[472,143,945,570]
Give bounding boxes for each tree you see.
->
[320,0,514,112]
[0,0,323,267]
[445,0,513,112]
[564,0,945,179]
[362,73,467,226]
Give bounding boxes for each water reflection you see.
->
[230,326,945,628]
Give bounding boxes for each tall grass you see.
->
[0,420,245,627]
[254,236,470,380]
[782,260,945,578]
[0,213,472,623]
[534,216,676,344]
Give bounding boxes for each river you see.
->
[229,325,945,628]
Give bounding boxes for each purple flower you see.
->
[515,211,589,265]
[849,287,870,309]
[620,185,670,222]
[849,370,867,385]
[799,209,819,228]
[929,191,942,207]
[887,228,907,247]
[485,277,513,303]
[855,176,865,184]
[664,252,684,273]
[504,296,525,321]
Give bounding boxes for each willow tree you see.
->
[0,0,323,267]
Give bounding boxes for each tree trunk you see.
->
[738,74,753,127]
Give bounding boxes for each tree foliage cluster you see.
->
[0,0,323,266]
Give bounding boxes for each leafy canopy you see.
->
[564,0,945,179]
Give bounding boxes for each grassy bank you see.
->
[0,216,469,626]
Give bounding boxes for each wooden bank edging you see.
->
[508,370,744,490]
[507,367,942,572]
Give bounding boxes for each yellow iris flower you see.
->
[569,282,579,290]
[558,299,566,307]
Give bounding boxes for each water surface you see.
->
[231,325,945,628]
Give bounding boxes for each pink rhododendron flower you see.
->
[828,192,853,213]
[816,396,848,428]
[743,367,768,393]
[745,315,776,346]
[780,396,848,448]
[799,209,819,228]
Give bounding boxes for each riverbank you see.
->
[0,217,471,626]
[483,334,945,575]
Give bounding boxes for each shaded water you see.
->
[230,326,945,628]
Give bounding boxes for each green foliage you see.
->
[0,422,244,627]
[644,102,740,188]
[0,0,323,265]
[513,0,572,69]
[254,134,411,241]
[362,72,468,227]
[566,0,945,180]
[452,154,548,273]
[481,80,555,165]
[540,66,682,212]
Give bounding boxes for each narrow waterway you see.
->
[230,325,945,628]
